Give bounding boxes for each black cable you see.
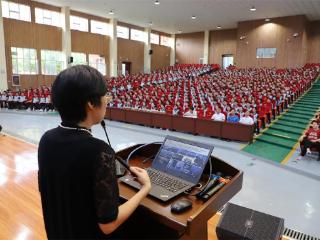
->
[183,156,213,196]
[125,142,163,164]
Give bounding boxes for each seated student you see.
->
[239,111,254,125]
[18,91,26,109]
[211,107,225,122]
[39,93,46,111]
[227,109,239,123]
[31,93,39,111]
[300,121,320,161]
[183,107,197,118]
[13,92,20,109]
[0,91,8,108]
[7,92,14,109]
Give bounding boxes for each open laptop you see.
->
[119,136,214,202]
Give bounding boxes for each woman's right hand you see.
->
[129,167,151,192]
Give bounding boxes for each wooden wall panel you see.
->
[236,15,308,68]
[307,21,320,63]
[209,29,237,65]
[151,44,170,71]
[4,18,62,89]
[71,31,110,75]
[118,38,144,74]
[175,32,204,64]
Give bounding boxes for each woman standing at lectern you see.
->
[38,65,151,239]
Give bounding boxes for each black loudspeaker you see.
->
[216,203,284,240]
[148,49,153,55]
[68,56,73,64]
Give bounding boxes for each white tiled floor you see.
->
[1,110,320,237]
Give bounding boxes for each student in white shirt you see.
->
[211,107,225,122]
[183,107,197,118]
[239,111,254,125]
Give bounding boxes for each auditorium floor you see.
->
[0,110,320,238]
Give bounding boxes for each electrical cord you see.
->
[125,142,163,164]
[183,155,213,196]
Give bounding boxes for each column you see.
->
[170,34,176,66]
[203,30,209,64]
[0,4,8,90]
[109,18,118,77]
[61,6,72,68]
[144,28,151,73]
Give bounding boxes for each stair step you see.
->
[264,130,301,140]
[269,125,304,135]
[287,110,315,116]
[275,121,307,130]
[256,135,295,149]
[278,116,310,124]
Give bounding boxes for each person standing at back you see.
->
[38,65,151,239]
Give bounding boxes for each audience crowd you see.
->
[107,63,320,133]
[0,86,53,112]
[1,63,319,138]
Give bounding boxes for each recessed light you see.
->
[154,0,160,5]
[109,10,114,15]
[265,18,270,22]
[217,26,221,29]
[178,30,182,33]
[250,6,256,11]
[191,16,197,20]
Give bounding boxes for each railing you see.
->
[105,108,254,142]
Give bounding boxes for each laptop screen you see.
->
[151,136,213,184]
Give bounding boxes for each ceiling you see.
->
[35,0,320,34]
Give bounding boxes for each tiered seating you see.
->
[107,64,320,134]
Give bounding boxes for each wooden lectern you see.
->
[116,144,243,239]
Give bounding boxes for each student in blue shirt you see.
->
[227,109,240,123]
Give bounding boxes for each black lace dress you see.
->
[38,124,119,239]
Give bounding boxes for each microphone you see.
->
[200,176,231,202]
[100,120,135,176]
[101,120,111,146]
[196,173,222,199]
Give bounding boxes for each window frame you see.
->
[41,50,65,75]
[70,15,89,32]
[11,47,38,75]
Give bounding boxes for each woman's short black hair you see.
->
[52,65,107,123]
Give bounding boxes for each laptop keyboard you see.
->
[147,169,188,193]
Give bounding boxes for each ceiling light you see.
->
[265,18,270,22]
[191,16,197,20]
[154,0,160,5]
[109,10,114,15]
[250,6,256,11]
[148,21,153,26]
[217,26,221,29]
[178,30,182,33]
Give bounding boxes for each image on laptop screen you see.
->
[152,137,213,184]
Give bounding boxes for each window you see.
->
[89,54,106,75]
[256,48,277,58]
[11,47,38,74]
[70,15,88,32]
[160,36,172,47]
[1,1,31,22]
[41,50,64,75]
[71,52,87,65]
[91,20,110,35]
[35,8,61,27]
[117,26,129,39]
[151,33,160,44]
[130,29,146,42]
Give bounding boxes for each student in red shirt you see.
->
[300,121,320,160]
